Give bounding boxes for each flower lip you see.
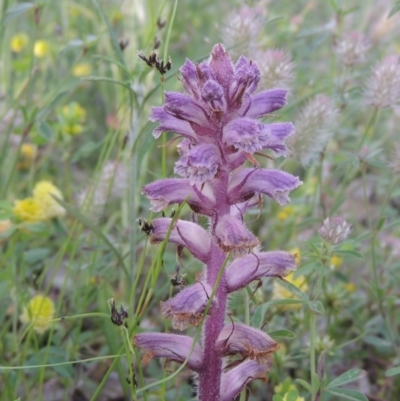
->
[219,359,271,401]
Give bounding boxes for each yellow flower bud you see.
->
[10,33,29,53]
[72,63,92,77]
[34,40,50,58]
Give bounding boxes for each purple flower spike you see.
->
[228,168,302,205]
[134,332,203,371]
[219,360,271,401]
[161,282,214,330]
[217,323,279,365]
[150,218,211,263]
[226,251,297,293]
[138,44,301,400]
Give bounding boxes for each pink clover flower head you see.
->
[318,216,352,245]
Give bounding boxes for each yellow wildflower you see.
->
[20,295,55,334]
[33,40,50,58]
[10,33,29,53]
[343,282,356,293]
[64,123,83,136]
[272,273,308,309]
[278,205,295,221]
[72,63,92,77]
[13,198,45,222]
[33,181,66,219]
[283,393,305,401]
[329,255,343,270]
[18,143,37,170]
[62,102,86,121]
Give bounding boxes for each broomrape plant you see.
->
[135,44,302,401]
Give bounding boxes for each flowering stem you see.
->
[310,311,317,400]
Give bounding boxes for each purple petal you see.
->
[228,168,302,205]
[228,57,261,108]
[180,59,201,99]
[174,143,221,185]
[244,89,288,119]
[223,118,261,153]
[258,122,294,156]
[217,323,278,364]
[142,179,215,215]
[201,80,227,112]
[226,251,297,292]
[150,218,211,263]
[134,332,203,371]
[150,107,198,141]
[215,215,259,258]
[161,281,213,330]
[234,56,261,95]
[209,44,234,90]
[164,92,212,127]
[220,360,271,401]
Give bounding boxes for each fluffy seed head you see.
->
[334,31,370,67]
[364,55,400,108]
[288,95,339,166]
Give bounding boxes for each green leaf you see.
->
[376,217,386,231]
[334,249,364,259]
[71,139,104,163]
[363,335,392,349]
[389,2,400,17]
[327,368,366,388]
[20,222,48,233]
[295,378,312,393]
[35,121,54,143]
[312,373,320,393]
[36,91,68,121]
[4,2,34,24]
[286,389,300,401]
[272,395,284,401]
[295,261,319,276]
[268,329,296,340]
[24,248,51,265]
[308,300,324,315]
[253,299,306,328]
[327,388,368,401]
[385,366,400,377]
[275,278,309,300]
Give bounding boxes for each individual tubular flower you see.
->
[216,323,279,365]
[318,216,352,244]
[134,333,203,371]
[136,44,301,401]
[161,282,214,330]
[364,55,400,109]
[219,360,271,401]
[226,251,297,293]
